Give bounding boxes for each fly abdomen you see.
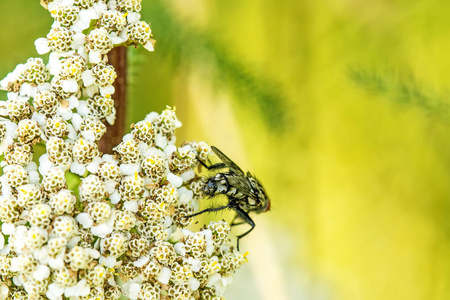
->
[226,186,244,199]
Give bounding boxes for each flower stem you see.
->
[100,46,128,154]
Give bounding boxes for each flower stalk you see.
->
[101,46,127,154]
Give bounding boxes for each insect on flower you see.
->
[189,146,271,250]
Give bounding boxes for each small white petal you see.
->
[157,267,171,284]
[67,124,78,140]
[35,37,51,55]
[93,1,107,15]
[164,144,177,157]
[119,29,129,42]
[65,279,90,297]
[59,110,73,121]
[48,52,63,75]
[62,79,79,93]
[120,164,140,176]
[178,187,193,204]
[67,95,79,109]
[105,181,118,194]
[181,229,194,237]
[33,265,50,281]
[34,246,50,264]
[10,258,20,272]
[133,256,149,268]
[86,248,100,259]
[81,69,96,87]
[123,200,138,212]
[102,154,118,163]
[46,283,65,299]
[163,216,172,228]
[202,230,214,256]
[12,276,23,287]
[221,275,234,287]
[29,171,41,184]
[180,170,195,182]
[86,158,101,174]
[0,245,10,255]
[70,162,86,176]
[155,135,168,149]
[174,118,182,128]
[188,277,200,291]
[38,154,52,176]
[187,257,201,272]
[81,130,96,142]
[214,280,227,295]
[1,183,12,197]
[71,113,83,131]
[76,213,93,228]
[167,173,183,188]
[83,84,99,98]
[127,12,141,23]
[174,242,186,256]
[1,223,15,235]
[100,85,115,96]
[77,45,88,60]
[37,82,52,92]
[32,111,46,126]
[143,41,154,52]
[48,257,65,269]
[207,273,222,287]
[128,283,141,300]
[0,282,8,299]
[81,7,98,21]
[72,19,90,33]
[25,161,38,172]
[91,223,113,238]
[19,83,34,97]
[111,36,124,45]
[99,255,117,268]
[123,133,133,141]
[88,51,102,64]
[68,236,81,248]
[110,190,121,204]
[72,32,86,48]
[77,100,89,116]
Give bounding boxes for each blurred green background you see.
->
[2,0,450,299]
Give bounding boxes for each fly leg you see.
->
[230,214,247,226]
[234,207,255,251]
[187,205,231,218]
[198,158,226,171]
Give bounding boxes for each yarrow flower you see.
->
[0,1,248,299]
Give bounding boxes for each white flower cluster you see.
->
[0,1,248,299]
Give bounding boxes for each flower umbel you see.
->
[0,1,247,299]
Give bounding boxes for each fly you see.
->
[188,146,271,250]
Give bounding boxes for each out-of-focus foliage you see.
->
[3,0,450,300]
[350,67,450,122]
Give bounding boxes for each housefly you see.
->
[189,146,270,250]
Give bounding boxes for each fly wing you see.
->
[211,146,245,175]
[227,175,253,196]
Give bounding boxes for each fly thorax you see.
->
[215,174,228,194]
[205,174,228,195]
